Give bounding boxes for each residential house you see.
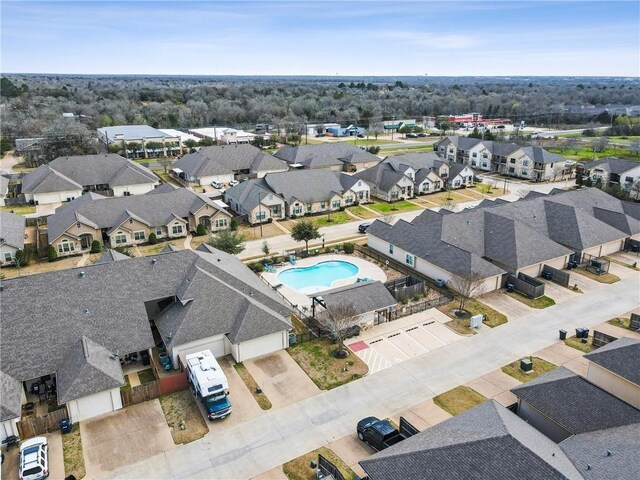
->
[310,281,397,328]
[334,171,371,204]
[511,366,640,443]
[448,163,475,188]
[584,337,640,409]
[0,212,25,266]
[274,143,381,172]
[382,153,449,194]
[0,248,292,434]
[366,188,640,296]
[0,175,9,206]
[47,187,232,255]
[500,146,567,181]
[582,157,640,191]
[21,154,160,205]
[354,163,415,201]
[466,140,519,171]
[261,169,357,217]
[360,400,584,480]
[435,136,483,163]
[172,144,288,187]
[97,125,182,158]
[224,179,287,225]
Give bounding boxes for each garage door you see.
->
[77,391,115,422]
[237,332,284,362]
[180,337,225,359]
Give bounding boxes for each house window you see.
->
[332,200,340,208]
[522,160,529,166]
[448,148,454,154]
[389,244,394,254]
[114,232,127,244]
[320,202,326,209]
[482,153,488,159]
[256,211,266,220]
[625,176,634,184]
[345,197,353,204]
[508,167,515,174]
[482,162,488,168]
[471,160,477,166]
[215,218,228,228]
[58,239,76,253]
[521,170,528,177]
[454,180,461,187]
[129,218,133,224]
[134,231,145,241]
[510,158,516,164]
[4,252,13,262]
[172,224,183,235]
[156,226,163,237]
[448,155,454,161]
[76,222,81,229]
[439,146,444,152]
[472,152,478,158]
[293,205,303,215]
[406,254,414,266]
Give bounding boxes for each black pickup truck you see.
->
[357,417,409,452]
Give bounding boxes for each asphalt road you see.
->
[97,267,640,480]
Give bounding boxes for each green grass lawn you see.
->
[438,298,508,332]
[547,145,640,162]
[137,369,156,385]
[347,205,380,219]
[314,210,352,227]
[345,138,401,146]
[62,423,86,480]
[283,446,357,480]
[573,267,620,284]
[505,291,556,309]
[234,363,272,410]
[378,145,437,156]
[1,204,36,215]
[433,386,487,416]
[368,199,421,214]
[501,357,557,383]
[564,335,598,353]
[607,317,635,331]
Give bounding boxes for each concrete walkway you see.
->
[183,233,193,250]
[98,270,639,480]
[77,252,90,267]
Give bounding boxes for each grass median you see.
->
[62,423,86,480]
[433,386,486,416]
[501,357,557,383]
[234,362,272,410]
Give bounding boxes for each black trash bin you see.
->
[559,329,567,340]
[60,418,72,434]
[582,327,589,338]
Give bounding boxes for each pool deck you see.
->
[261,254,387,311]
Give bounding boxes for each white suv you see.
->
[19,437,49,480]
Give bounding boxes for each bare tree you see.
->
[551,163,565,181]
[320,302,361,358]
[514,188,531,199]
[379,213,396,225]
[439,197,459,212]
[630,179,640,200]
[592,137,609,153]
[158,155,174,174]
[447,273,485,314]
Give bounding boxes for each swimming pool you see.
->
[278,261,359,294]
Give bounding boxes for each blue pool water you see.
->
[278,261,359,294]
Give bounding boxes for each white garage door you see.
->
[180,337,225,359]
[237,332,285,362]
[77,391,115,422]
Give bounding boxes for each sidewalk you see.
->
[98,269,639,480]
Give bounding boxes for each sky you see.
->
[1,0,639,76]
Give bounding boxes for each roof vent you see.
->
[0,285,4,292]
[151,258,157,264]
[84,308,91,315]
[217,258,221,262]
[79,271,85,278]
[586,465,591,471]
[606,450,612,457]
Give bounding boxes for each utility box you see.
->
[470,314,483,329]
[520,358,533,373]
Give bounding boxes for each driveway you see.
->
[200,356,265,434]
[243,351,320,409]
[1,431,64,480]
[347,311,462,374]
[539,279,583,304]
[479,291,532,318]
[81,400,175,477]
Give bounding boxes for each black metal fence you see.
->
[579,254,610,274]
[592,330,618,348]
[384,276,426,301]
[399,416,420,438]
[390,293,452,321]
[505,273,545,299]
[624,238,640,253]
[542,265,570,287]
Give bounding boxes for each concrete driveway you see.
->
[347,312,462,375]
[201,356,265,433]
[329,434,373,478]
[479,291,532,318]
[81,400,175,477]
[1,431,64,480]
[244,351,320,409]
[539,279,583,303]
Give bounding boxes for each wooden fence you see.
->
[390,294,452,321]
[592,330,618,348]
[542,265,570,287]
[16,406,69,440]
[505,273,545,299]
[384,276,426,301]
[630,313,640,331]
[120,380,161,407]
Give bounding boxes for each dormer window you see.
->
[77,222,81,228]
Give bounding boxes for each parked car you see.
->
[473,175,483,183]
[19,437,48,480]
[358,222,372,233]
[417,133,427,137]
[357,417,408,452]
[357,134,365,138]
[315,133,325,137]
[228,180,239,187]
[406,133,418,138]
[211,181,222,189]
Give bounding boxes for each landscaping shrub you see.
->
[47,245,58,262]
[400,297,409,305]
[147,232,157,245]
[14,249,28,266]
[267,217,273,223]
[90,240,102,253]
[342,242,355,254]
[196,223,207,236]
[290,214,298,219]
[230,219,238,231]
[250,262,265,273]
[339,206,345,211]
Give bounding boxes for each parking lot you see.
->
[347,311,462,374]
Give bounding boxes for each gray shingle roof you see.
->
[48,188,228,243]
[360,400,581,480]
[224,178,285,213]
[263,169,345,204]
[93,249,132,265]
[0,211,26,249]
[0,249,291,416]
[520,146,566,164]
[560,423,640,480]
[312,281,397,316]
[0,175,9,197]
[584,337,640,385]
[382,152,442,172]
[173,144,287,178]
[22,154,159,194]
[511,367,640,435]
[145,183,177,195]
[0,371,22,422]
[56,336,125,404]
[583,157,640,176]
[354,163,412,192]
[275,143,381,169]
